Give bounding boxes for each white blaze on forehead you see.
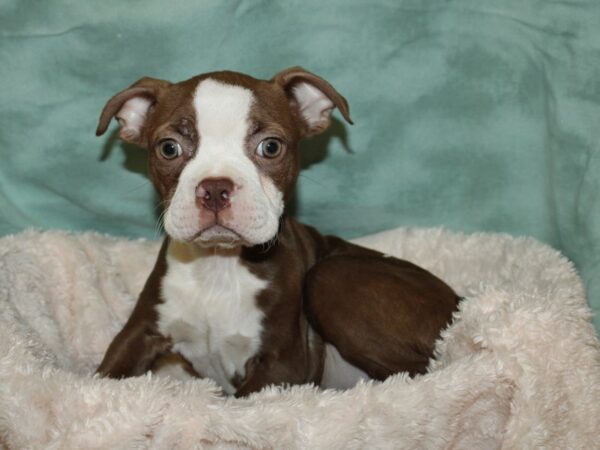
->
[193,79,254,144]
[188,78,255,180]
[163,78,285,245]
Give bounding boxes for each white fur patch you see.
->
[163,79,284,246]
[321,344,370,389]
[157,240,266,394]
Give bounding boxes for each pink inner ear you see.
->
[292,82,334,130]
[116,96,153,142]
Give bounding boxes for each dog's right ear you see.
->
[96,77,170,146]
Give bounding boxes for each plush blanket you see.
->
[1,228,598,449]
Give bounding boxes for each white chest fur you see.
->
[157,241,266,394]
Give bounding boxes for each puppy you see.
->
[95,67,459,396]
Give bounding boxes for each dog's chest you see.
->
[156,242,266,394]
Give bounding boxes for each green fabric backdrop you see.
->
[1,0,599,333]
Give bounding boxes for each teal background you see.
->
[1,1,598,333]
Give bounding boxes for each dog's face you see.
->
[97,68,351,247]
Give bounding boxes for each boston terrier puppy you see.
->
[95,67,459,396]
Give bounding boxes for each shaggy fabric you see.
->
[0,228,598,449]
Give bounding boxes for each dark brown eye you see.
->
[256,138,282,158]
[158,139,182,160]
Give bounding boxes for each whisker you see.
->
[298,174,329,189]
[153,201,169,239]
[117,180,153,197]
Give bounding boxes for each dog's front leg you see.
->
[234,336,321,398]
[97,323,171,378]
[233,353,295,398]
[97,239,171,378]
[232,354,271,397]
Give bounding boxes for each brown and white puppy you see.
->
[95,67,459,396]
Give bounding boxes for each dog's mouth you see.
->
[164,191,283,248]
[192,224,245,249]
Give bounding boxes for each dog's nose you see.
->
[196,178,235,212]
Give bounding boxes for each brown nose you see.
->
[196,178,234,212]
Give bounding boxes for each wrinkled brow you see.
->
[172,117,197,140]
[247,120,264,136]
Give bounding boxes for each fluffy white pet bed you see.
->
[1,228,599,449]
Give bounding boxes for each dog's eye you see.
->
[158,140,182,160]
[256,138,282,159]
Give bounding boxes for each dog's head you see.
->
[97,67,351,248]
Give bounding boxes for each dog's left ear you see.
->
[273,67,353,138]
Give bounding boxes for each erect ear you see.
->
[95,77,170,146]
[272,67,353,138]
